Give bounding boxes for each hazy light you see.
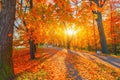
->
[66,28,76,36]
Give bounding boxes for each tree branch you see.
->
[100,0,106,7]
[89,0,98,14]
[93,0,99,6]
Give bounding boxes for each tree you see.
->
[0,0,16,80]
[16,0,55,59]
[16,0,36,60]
[27,0,36,60]
[109,0,120,54]
[89,0,109,54]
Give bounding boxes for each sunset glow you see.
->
[66,28,76,36]
[1,0,120,80]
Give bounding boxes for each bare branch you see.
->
[29,0,33,9]
[89,0,97,14]
[14,25,19,29]
[100,0,106,7]
[93,0,99,6]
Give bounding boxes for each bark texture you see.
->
[29,40,36,60]
[95,12,109,53]
[0,0,16,80]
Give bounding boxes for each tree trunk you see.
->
[0,0,16,80]
[95,12,109,54]
[67,41,70,49]
[67,36,70,49]
[93,15,97,51]
[29,40,36,60]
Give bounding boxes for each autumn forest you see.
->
[0,0,120,80]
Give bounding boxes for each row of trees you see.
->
[0,0,120,79]
[46,0,120,54]
[15,0,120,54]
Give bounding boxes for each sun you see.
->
[66,28,76,36]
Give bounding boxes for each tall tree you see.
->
[89,0,109,53]
[109,0,120,54]
[16,0,36,60]
[0,0,16,80]
[28,0,36,60]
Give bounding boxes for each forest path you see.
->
[45,47,120,80]
[14,48,120,80]
[66,49,120,69]
[43,48,83,80]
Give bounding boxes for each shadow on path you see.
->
[38,48,59,63]
[65,61,82,80]
[65,49,83,80]
[67,49,120,68]
[94,54,120,68]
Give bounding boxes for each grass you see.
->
[110,53,120,58]
[15,68,49,80]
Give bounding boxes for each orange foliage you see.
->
[14,48,120,80]
[15,0,120,53]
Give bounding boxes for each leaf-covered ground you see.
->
[13,48,120,80]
